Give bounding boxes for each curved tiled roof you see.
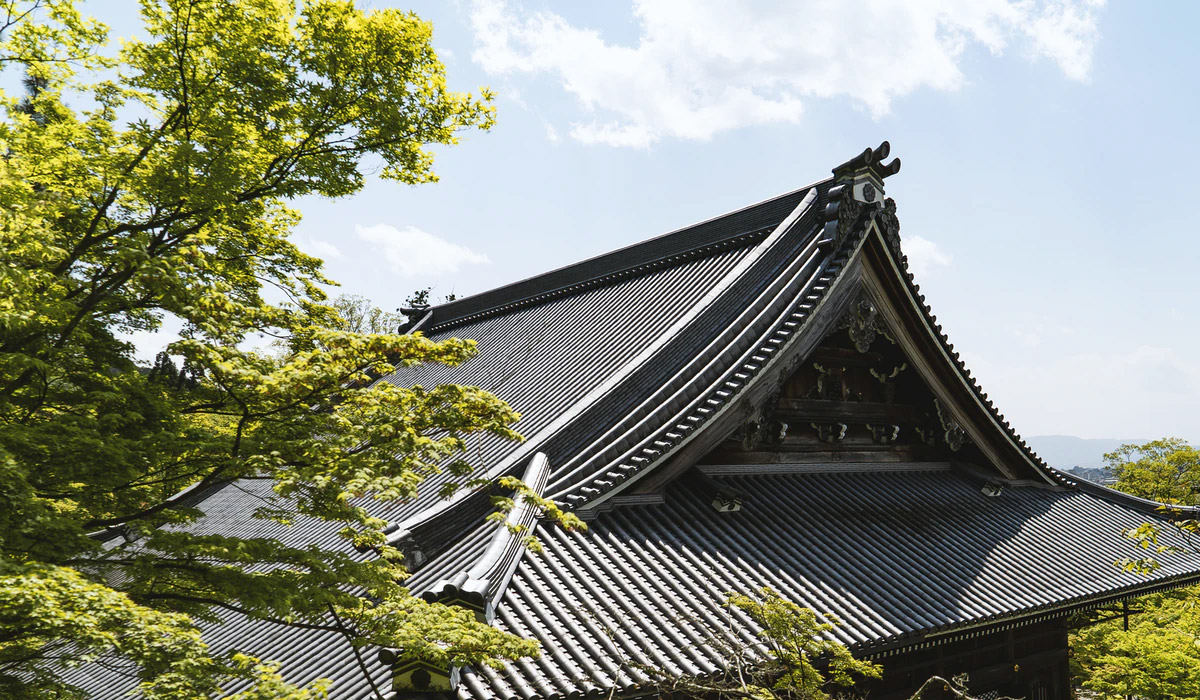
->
[548,186,847,507]
[422,184,825,331]
[463,470,1200,700]
[380,185,832,559]
[373,236,762,528]
[420,454,552,621]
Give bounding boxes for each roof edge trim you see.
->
[859,569,1200,659]
[1051,466,1200,517]
[866,226,1060,486]
[556,228,844,508]
[422,180,831,331]
[419,453,551,623]
[545,188,825,492]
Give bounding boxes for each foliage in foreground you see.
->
[1108,438,1200,505]
[0,0,573,697]
[1069,438,1200,698]
[629,587,880,700]
[1110,438,1200,574]
[639,588,1007,700]
[727,588,881,699]
[1071,587,1200,700]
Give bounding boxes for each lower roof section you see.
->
[52,479,494,700]
[462,468,1200,700]
[61,468,1200,700]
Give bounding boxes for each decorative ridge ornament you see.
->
[833,183,866,247]
[819,142,903,254]
[832,140,902,180]
[876,197,902,256]
[555,148,911,511]
[397,306,433,334]
[831,140,901,202]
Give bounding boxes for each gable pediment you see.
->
[703,288,980,475]
[604,223,1056,513]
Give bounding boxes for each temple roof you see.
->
[462,468,1200,700]
[64,144,1200,700]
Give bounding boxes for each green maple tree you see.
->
[1071,588,1200,700]
[1073,438,1200,698]
[0,1,575,697]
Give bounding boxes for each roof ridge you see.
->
[551,183,885,509]
[549,190,840,504]
[421,180,831,332]
[554,165,1076,509]
[426,230,770,333]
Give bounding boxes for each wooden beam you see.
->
[808,346,886,367]
[775,398,922,424]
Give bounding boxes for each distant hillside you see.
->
[1024,435,1143,470]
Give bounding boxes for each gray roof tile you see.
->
[462,469,1200,700]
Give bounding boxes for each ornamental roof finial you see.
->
[831,140,901,204]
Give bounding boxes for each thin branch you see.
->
[328,604,386,700]
[80,469,235,529]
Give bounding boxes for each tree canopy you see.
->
[0,1,578,697]
[330,294,408,336]
[1108,438,1200,575]
[1069,438,1200,699]
[1071,587,1200,700]
[1107,437,1200,505]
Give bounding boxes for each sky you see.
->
[83,0,1198,442]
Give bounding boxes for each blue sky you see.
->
[91,1,1198,441]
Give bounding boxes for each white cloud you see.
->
[902,235,953,277]
[356,224,490,277]
[299,236,343,260]
[570,121,657,149]
[1025,0,1104,81]
[470,0,1105,147]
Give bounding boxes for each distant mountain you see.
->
[1024,435,1144,470]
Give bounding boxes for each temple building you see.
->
[72,144,1200,700]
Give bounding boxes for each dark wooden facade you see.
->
[871,620,1069,700]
